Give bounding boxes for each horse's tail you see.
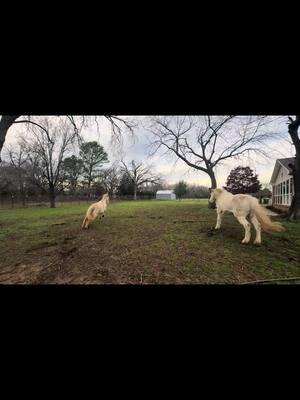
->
[253,204,285,233]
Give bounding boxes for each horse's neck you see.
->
[217,191,233,210]
[99,198,108,207]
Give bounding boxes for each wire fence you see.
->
[0,193,158,209]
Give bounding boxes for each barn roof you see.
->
[270,157,295,184]
[156,190,174,194]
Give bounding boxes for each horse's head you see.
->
[209,188,223,203]
[102,193,110,204]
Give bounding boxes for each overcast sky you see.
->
[4,116,295,188]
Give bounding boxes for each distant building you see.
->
[156,190,176,200]
[270,157,295,211]
[252,188,272,204]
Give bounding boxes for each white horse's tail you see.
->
[253,204,285,233]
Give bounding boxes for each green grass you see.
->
[0,199,300,284]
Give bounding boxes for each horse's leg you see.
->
[250,214,261,245]
[236,215,251,244]
[215,209,223,230]
[82,216,87,229]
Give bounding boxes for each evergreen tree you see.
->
[79,141,109,190]
[174,181,188,199]
[225,166,261,194]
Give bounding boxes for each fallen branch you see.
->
[241,276,300,285]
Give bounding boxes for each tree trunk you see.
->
[287,116,300,221]
[133,185,137,201]
[208,170,217,209]
[21,193,26,207]
[20,183,26,207]
[288,162,300,220]
[49,187,56,208]
[0,115,21,160]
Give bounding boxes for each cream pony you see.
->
[209,188,285,244]
[82,193,110,229]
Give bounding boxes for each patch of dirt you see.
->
[59,246,77,258]
[26,241,58,253]
[173,220,198,224]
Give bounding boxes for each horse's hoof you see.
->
[254,241,261,245]
[242,240,250,244]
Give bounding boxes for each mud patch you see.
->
[26,241,58,253]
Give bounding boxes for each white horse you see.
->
[82,193,110,229]
[209,188,285,244]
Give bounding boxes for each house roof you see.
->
[277,157,295,172]
[270,157,295,184]
[156,190,174,195]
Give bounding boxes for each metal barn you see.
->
[156,190,176,200]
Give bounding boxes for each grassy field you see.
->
[0,199,300,284]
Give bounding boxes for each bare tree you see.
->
[121,160,161,200]
[98,164,121,197]
[22,116,78,208]
[145,116,276,205]
[6,143,29,206]
[0,162,18,205]
[62,155,84,195]
[0,115,136,161]
[287,115,300,220]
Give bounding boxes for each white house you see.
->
[156,190,176,200]
[270,157,295,211]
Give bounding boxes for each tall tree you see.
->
[79,141,109,191]
[22,116,78,208]
[117,172,135,196]
[146,116,275,207]
[120,160,161,200]
[62,155,84,194]
[6,143,29,206]
[225,166,261,194]
[174,181,188,199]
[287,115,300,220]
[0,162,18,204]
